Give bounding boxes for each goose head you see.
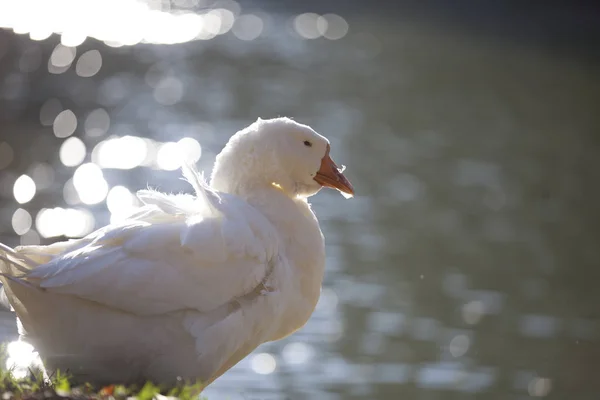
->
[210,117,354,199]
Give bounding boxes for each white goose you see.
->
[0,117,353,388]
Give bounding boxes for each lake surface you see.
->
[1,1,599,399]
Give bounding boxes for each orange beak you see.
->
[314,144,354,198]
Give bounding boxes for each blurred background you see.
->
[1,0,600,399]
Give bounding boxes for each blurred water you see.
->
[1,1,600,399]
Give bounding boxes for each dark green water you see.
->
[0,1,599,399]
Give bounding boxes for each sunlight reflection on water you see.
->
[0,1,599,399]
[0,0,349,49]
[13,128,205,242]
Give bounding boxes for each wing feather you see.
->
[22,169,279,316]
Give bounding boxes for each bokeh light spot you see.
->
[13,175,36,204]
[53,109,77,138]
[36,208,95,238]
[107,186,138,223]
[76,50,102,77]
[11,208,32,235]
[318,14,349,40]
[50,44,76,68]
[251,353,276,375]
[73,163,108,205]
[232,14,264,41]
[212,9,235,35]
[93,136,147,169]
[156,142,182,171]
[282,342,314,365]
[449,335,470,357]
[59,137,87,167]
[462,300,485,325]
[294,13,321,39]
[84,108,110,137]
[153,77,184,105]
[30,30,52,41]
[63,209,95,237]
[61,31,87,47]
[177,137,202,164]
[63,178,80,205]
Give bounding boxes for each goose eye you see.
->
[303,140,312,147]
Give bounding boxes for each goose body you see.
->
[0,117,353,388]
